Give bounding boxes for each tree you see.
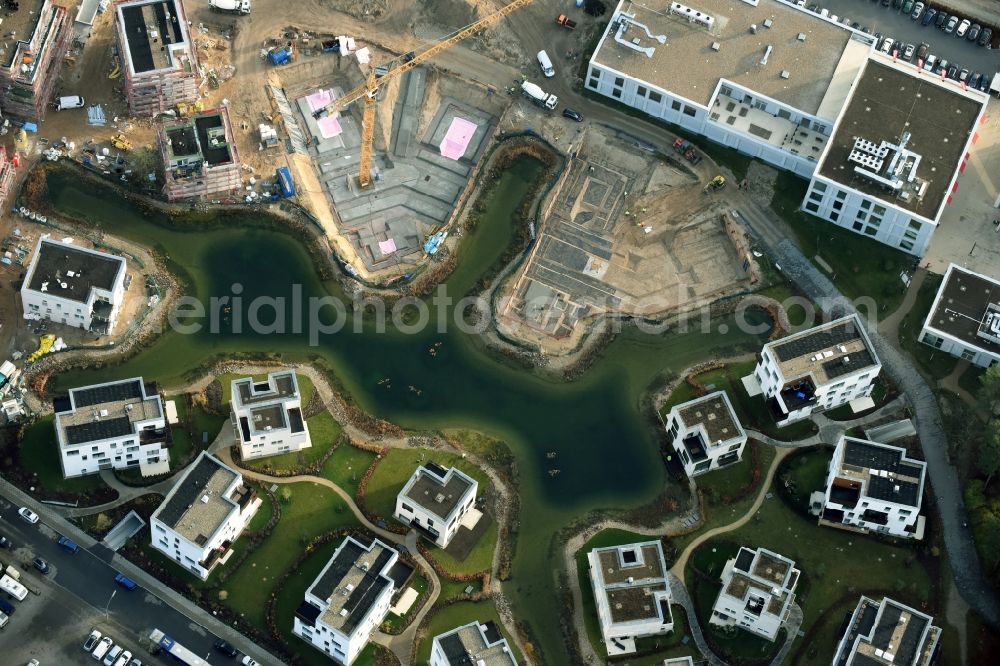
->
[982,426,1000,489]
[981,365,1000,415]
[584,0,607,17]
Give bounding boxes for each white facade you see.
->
[665,391,747,477]
[230,371,312,460]
[20,237,127,335]
[54,377,168,478]
[293,536,397,665]
[395,463,477,548]
[822,436,926,539]
[832,596,940,666]
[587,541,673,656]
[429,621,518,666]
[752,314,881,425]
[918,263,1000,369]
[709,546,799,641]
[150,452,260,580]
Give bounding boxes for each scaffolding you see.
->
[157,107,242,201]
[0,1,73,122]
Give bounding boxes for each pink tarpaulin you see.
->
[306,89,343,138]
[439,117,478,160]
[378,239,397,256]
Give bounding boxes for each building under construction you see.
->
[0,0,73,122]
[0,147,17,214]
[157,107,242,201]
[114,0,200,116]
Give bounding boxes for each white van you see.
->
[537,50,554,78]
[56,95,85,110]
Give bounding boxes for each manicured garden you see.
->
[414,600,525,664]
[320,441,378,498]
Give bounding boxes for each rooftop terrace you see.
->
[590,541,671,626]
[836,437,925,508]
[591,0,856,113]
[402,463,475,521]
[834,596,940,666]
[817,58,985,220]
[434,621,517,666]
[308,536,395,635]
[675,391,744,445]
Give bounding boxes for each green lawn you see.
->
[896,273,958,380]
[770,172,912,317]
[625,605,701,664]
[381,571,429,632]
[691,573,784,662]
[659,361,818,441]
[246,488,275,532]
[191,403,227,447]
[438,577,481,602]
[415,600,525,664]
[696,446,756,507]
[958,364,986,397]
[18,416,107,494]
[575,528,669,659]
[221,481,359,629]
[320,442,378,498]
[217,372,315,409]
[691,475,934,665]
[778,448,832,515]
[364,448,491,520]
[163,396,196,466]
[241,410,344,474]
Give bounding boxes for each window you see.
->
[853,221,864,231]
[753,100,767,110]
[908,219,922,231]
[830,212,840,222]
[683,105,697,117]
[612,89,621,99]
[813,181,827,193]
[809,191,823,203]
[865,226,878,236]
[671,100,682,111]
[590,68,600,80]
[649,91,662,103]
[614,76,624,87]
[835,190,847,201]
[777,108,791,120]
[904,229,918,241]
[855,211,867,222]
[805,202,819,213]
[400,502,414,513]
[861,200,871,211]
[833,201,843,211]
[899,240,914,251]
[873,204,886,215]
[588,78,599,89]
[720,85,733,97]
[67,450,80,456]
[961,349,976,361]
[637,85,648,97]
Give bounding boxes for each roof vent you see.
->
[435,493,446,503]
[797,32,807,42]
[750,24,757,33]
[780,70,790,79]
[339,608,349,617]
[842,356,850,365]
[201,495,210,503]
[711,42,721,51]
[763,18,773,29]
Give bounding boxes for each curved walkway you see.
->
[746,395,909,449]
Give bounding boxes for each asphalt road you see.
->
[0,493,272,666]
[812,0,999,74]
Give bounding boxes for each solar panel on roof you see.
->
[72,379,144,408]
[65,416,133,445]
[772,322,863,362]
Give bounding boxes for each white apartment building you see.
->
[586,1,874,178]
[231,371,312,460]
[709,546,799,641]
[20,238,127,335]
[587,540,673,656]
[919,263,1000,368]
[802,56,988,256]
[293,536,397,665]
[54,378,168,478]
[430,621,518,666]
[394,462,477,548]
[150,452,261,580]
[749,314,881,426]
[832,596,941,666]
[821,436,927,540]
[664,391,747,477]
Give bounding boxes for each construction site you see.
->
[497,130,759,354]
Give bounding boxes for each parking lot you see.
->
[807,0,998,77]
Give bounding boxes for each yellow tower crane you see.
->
[312,0,534,189]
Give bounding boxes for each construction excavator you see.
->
[312,0,534,189]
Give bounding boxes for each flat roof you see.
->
[817,58,985,220]
[433,621,518,666]
[675,391,744,445]
[232,371,299,408]
[767,314,878,385]
[308,536,395,635]
[153,453,241,546]
[591,0,854,113]
[837,437,925,508]
[55,378,163,448]
[402,463,476,521]
[590,541,671,626]
[923,264,1000,359]
[719,546,798,620]
[25,239,125,304]
[2,0,48,69]
[118,0,189,75]
[834,596,939,666]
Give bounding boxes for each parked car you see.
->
[213,640,238,658]
[967,24,981,42]
[969,72,982,89]
[103,645,123,666]
[921,8,936,26]
[57,536,79,553]
[911,2,923,19]
[127,660,142,666]
[934,12,948,29]
[32,557,49,574]
[892,0,903,9]
[978,27,992,47]
[916,43,929,60]
[84,630,103,653]
[958,68,970,83]
[980,74,992,93]
[956,19,971,38]
[562,108,583,122]
[879,37,895,53]
[934,58,948,74]
[902,0,914,14]
[903,43,916,60]
[114,573,137,590]
[26,660,39,666]
[944,16,959,34]
[92,637,113,662]
[113,651,132,666]
[881,0,891,7]
[946,64,958,79]
[923,54,938,71]
[17,507,39,524]
[241,658,260,666]
[0,598,14,616]
[0,534,11,549]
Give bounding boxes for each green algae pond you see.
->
[43,160,771,663]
